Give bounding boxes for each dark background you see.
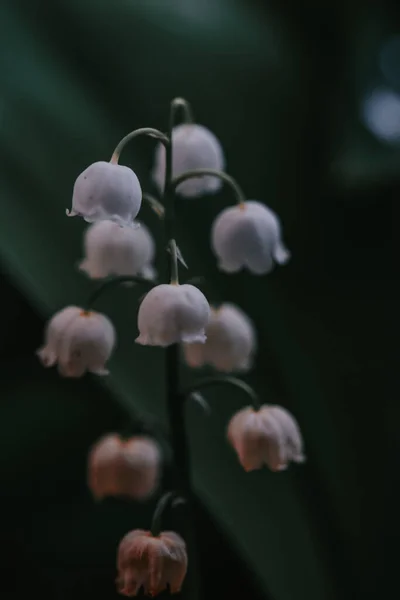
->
[0,1,397,599]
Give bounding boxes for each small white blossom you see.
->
[227,404,305,472]
[88,434,161,501]
[67,161,142,226]
[136,284,210,347]
[79,220,156,281]
[37,306,116,377]
[117,530,187,597]
[211,201,290,275]
[152,124,225,198]
[183,303,256,372]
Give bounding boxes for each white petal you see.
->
[153,124,225,198]
[211,201,290,276]
[137,284,210,347]
[70,162,142,226]
[80,219,155,280]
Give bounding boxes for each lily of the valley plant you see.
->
[37,98,304,598]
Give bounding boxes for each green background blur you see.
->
[0,1,397,599]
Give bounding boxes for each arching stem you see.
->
[182,376,261,411]
[171,168,247,207]
[170,97,194,125]
[110,127,169,164]
[85,275,155,310]
[150,491,183,537]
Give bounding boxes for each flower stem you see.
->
[150,491,181,537]
[85,275,155,310]
[170,97,194,125]
[163,101,189,483]
[110,127,169,164]
[171,168,247,207]
[182,376,261,411]
[164,99,200,600]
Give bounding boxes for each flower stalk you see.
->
[86,275,156,310]
[110,127,169,164]
[150,490,181,537]
[171,168,246,207]
[183,376,261,411]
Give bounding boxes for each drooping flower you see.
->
[88,434,161,501]
[227,404,305,472]
[152,124,225,198]
[117,529,187,597]
[211,201,290,275]
[67,161,142,226]
[183,303,256,373]
[79,220,156,281]
[37,306,116,377]
[136,284,210,347]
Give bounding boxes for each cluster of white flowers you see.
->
[37,100,305,598]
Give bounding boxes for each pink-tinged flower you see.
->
[88,434,161,501]
[211,201,290,275]
[183,303,256,373]
[67,161,142,226]
[136,284,210,347]
[227,405,305,472]
[36,306,116,377]
[117,529,187,597]
[152,124,225,198]
[79,220,156,281]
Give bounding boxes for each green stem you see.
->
[182,376,261,411]
[171,168,246,206]
[110,127,169,164]
[85,275,155,310]
[164,99,200,600]
[170,97,194,125]
[150,491,180,537]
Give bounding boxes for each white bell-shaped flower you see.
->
[227,404,305,472]
[67,161,142,226]
[152,124,225,198]
[79,220,156,281]
[183,303,256,372]
[136,284,210,347]
[211,201,290,275]
[37,306,116,377]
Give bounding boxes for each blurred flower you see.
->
[67,161,142,226]
[227,404,305,472]
[211,200,290,275]
[79,220,156,281]
[88,434,161,501]
[136,284,210,347]
[183,303,256,372]
[117,529,187,597]
[37,306,116,377]
[153,124,225,198]
[362,87,400,145]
